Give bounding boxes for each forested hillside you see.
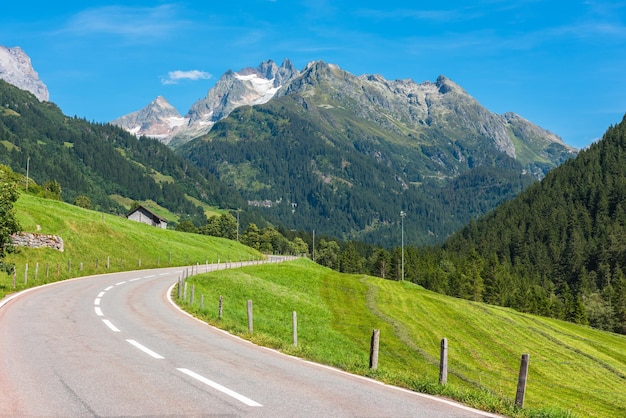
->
[0,80,243,222]
[435,115,626,333]
[180,95,538,247]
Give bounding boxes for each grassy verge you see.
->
[0,193,261,298]
[177,258,626,418]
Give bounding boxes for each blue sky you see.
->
[2,1,626,149]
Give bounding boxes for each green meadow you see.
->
[0,193,260,298]
[178,259,626,418]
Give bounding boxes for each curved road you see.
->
[0,261,498,417]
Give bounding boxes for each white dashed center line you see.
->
[102,319,120,332]
[177,368,262,407]
[127,339,164,359]
[92,270,263,409]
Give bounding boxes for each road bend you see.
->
[0,259,499,417]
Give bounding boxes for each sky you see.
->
[2,1,626,149]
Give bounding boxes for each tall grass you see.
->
[0,193,261,298]
[178,258,626,418]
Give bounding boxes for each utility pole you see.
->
[400,210,406,281]
[25,157,30,191]
[236,209,240,241]
[312,229,315,262]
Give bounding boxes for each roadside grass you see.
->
[178,258,626,418]
[0,193,261,298]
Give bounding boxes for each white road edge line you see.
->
[177,368,262,407]
[102,319,120,332]
[94,297,101,306]
[115,281,127,286]
[97,291,105,298]
[104,285,114,291]
[126,339,164,359]
[94,307,103,316]
[129,278,142,282]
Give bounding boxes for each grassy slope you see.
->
[0,193,261,298]
[178,259,626,418]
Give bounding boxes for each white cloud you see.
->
[61,4,187,40]
[161,70,213,85]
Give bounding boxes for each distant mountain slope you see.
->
[0,79,243,221]
[179,61,575,246]
[443,115,626,333]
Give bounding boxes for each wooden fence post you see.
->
[200,294,205,310]
[190,285,195,305]
[219,295,223,319]
[107,256,110,269]
[439,338,448,385]
[24,263,28,284]
[515,353,530,407]
[293,311,298,347]
[247,300,253,333]
[35,262,39,281]
[369,329,380,370]
[177,276,183,299]
[68,259,71,273]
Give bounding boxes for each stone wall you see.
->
[10,232,64,252]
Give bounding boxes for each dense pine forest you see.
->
[438,116,626,333]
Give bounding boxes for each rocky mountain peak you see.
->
[435,75,465,95]
[111,96,187,143]
[0,45,49,102]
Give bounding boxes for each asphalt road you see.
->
[0,261,499,417]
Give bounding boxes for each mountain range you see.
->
[113,60,574,179]
[1,47,577,246]
[173,60,576,245]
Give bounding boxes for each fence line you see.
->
[6,254,273,292]
[175,289,541,410]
